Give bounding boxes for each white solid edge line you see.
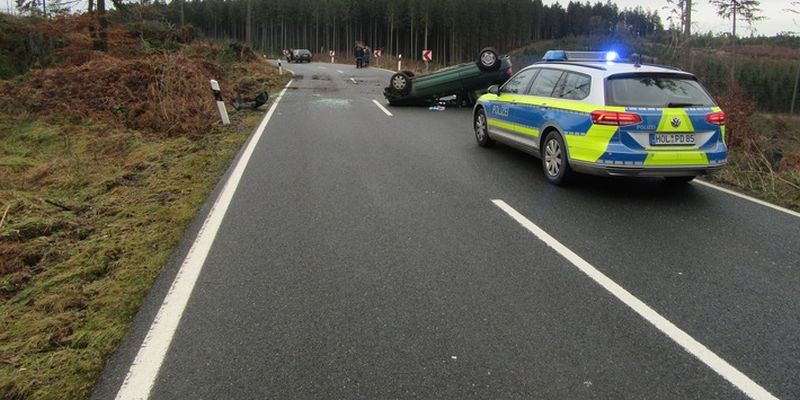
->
[372,99,393,117]
[375,67,396,74]
[694,179,800,219]
[114,79,294,400]
[491,199,779,400]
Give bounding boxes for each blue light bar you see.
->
[541,50,623,62]
[542,50,567,61]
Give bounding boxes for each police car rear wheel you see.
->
[542,131,571,184]
[474,108,494,147]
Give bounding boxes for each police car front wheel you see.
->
[474,108,494,147]
[542,131,571,185]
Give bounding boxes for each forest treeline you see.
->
[172,0,663,64]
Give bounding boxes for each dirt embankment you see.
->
[1,16,279,137]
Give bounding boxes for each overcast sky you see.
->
[3,0,798,36]
[544,0,798,36]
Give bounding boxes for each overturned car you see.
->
[383,47,513,106]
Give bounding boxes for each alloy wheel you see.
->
[544,138,562,177]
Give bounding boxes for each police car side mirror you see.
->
[487,85,500,95]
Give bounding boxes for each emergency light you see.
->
[542,50,622,62]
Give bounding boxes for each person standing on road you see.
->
[364,45,371,68]
[355,43,364,68]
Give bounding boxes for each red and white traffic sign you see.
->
[329,50,336,57]
[373,49,382,58]
[282,49,289,56]
[422,49,432,62]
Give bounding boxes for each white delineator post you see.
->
[209,80,230,125]
[397,54,402,71]
[330,50,335,64]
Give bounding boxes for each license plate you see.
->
[650,133,695,146]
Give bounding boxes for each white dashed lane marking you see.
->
[372,99,393,117]
[492,199,779,400]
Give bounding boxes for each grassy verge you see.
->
[705,113,800,211]
[0,107,281,399]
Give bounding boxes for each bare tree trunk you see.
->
[93,0,107,51]
[179,0,185,26]
[410,15,414,60]
[245,0,252,45]
[791,62,800,115]
[731,0,737,86]
[684,0,692,37]
[451,26,455,64]
[423,17,428,51]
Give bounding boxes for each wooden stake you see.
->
[0,205,9,230]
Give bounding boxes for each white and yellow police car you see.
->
[473,50,727,185]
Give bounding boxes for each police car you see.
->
[473,50,727,184]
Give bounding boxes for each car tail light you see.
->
[706,111,725,125]
[504,67,513,77]
[591,111,642,126]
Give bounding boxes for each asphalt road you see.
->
[93,61,800,399]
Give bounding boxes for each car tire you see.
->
[390,72,412,95]
[477,47,501,72]
[474,108,494,148]
[542,130,571,185]
[664,176,696,184]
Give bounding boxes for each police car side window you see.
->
[528,69,564,97]
[558,72,591,100]
[500,69,537,94]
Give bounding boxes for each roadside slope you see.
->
[0,15,290,399]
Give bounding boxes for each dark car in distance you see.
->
[288,49,313,63]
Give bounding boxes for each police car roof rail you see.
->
[638,62,682,71]
[532,61,607,71]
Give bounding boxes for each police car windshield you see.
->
[605,74,715,108]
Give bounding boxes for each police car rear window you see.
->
[605,74,715,108]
